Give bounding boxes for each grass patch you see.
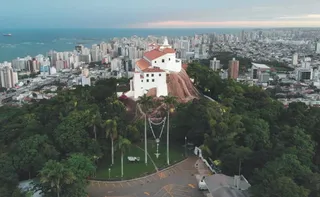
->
[140,141,186,169]
[95,145,155,180]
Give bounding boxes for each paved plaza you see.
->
[87,156,206,197]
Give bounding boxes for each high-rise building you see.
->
[228,58,239,79]
[91,44,100,62]
[56,60,65,71]
[292,53,298,66]
[210,57,221,71]
[180,40,190,52]
[111,58,122,71]
[0,65,18,88]
[315,42,320,54]
[12,57,29,71]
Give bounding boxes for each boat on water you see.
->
[3,33,12,36]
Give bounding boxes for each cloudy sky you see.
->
[1,0,320,28]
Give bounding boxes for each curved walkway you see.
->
[87,156,201,197]
[89,157,188,184]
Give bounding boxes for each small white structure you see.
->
[127,37,182,99]
[49,66,57,75]
[77,75,91,86]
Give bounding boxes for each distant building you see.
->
[77,75,91,86]
[292,53,298,66]
[219,69,228,79]
[251,63,270,82]
[316,42,320,54]
[40,65,50,76]
[91,44,100,62]
[210,57,221,71]
[228,58,239,79]
[180,40,190,52]
[81,68,89,77]
[49,67,57,75]
[78,54,91,64]
[296,68,313,81]
[0,65,18,88]
[301,57,312,69]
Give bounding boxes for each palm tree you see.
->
[138,94,153,113]
[118,136,131,178]
[138,94,153,165]
[104,119,118,165]
[161,95,177,165]
[87,107,101,140]
[39,160,76,197]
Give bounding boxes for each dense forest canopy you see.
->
[0,63,319,197]
[184,63,320,197]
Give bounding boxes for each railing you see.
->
[194,146,217,174]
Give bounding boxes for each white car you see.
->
[198,176,208,191]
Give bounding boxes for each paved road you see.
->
[87,157,204,197]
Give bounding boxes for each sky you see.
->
[1,0,320,28]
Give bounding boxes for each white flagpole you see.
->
[145,114,148,165]
[167,110,170,165]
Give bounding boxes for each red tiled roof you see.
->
[143,67,165,73]
[144,47,176,61]
[144,50,165,61]
[163,48,176,53]
[136,59,151,70]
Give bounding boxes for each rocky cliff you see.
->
[146,68,200,103]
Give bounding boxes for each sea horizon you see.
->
[0,28,247,63]
[0,27,315,63]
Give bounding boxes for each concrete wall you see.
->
[132,71,167,99]
[151,53,182,73]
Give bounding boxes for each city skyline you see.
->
[1,0,320,28]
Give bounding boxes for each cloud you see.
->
[131,20,320,28]
[277,14,320,19]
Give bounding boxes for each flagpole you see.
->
[145,113,148,165]
[167,110,170,165]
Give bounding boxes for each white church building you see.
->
[126,37,182,99]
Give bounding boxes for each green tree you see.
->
[104,119,118,165]
[86,106,101,140]
[0,156,20,197]
[251,176,309,197]
[125,124,140,143]
[138,94,153,113]
[242,117,271,150]
[39,160,76,197]
[62,154,96,197]
[11,134,59,179]
[117,136,131,178]
[220,146,252,176]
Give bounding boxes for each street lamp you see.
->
[184,136,187,157]
[108,168,111,179]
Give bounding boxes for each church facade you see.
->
[127,37,182,99]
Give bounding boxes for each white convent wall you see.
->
[150,53,182,73]
[132,71,167,99]
[133,72,143,99]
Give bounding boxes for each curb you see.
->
[89,157,189,183]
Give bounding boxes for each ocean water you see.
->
[0,28,243,62]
